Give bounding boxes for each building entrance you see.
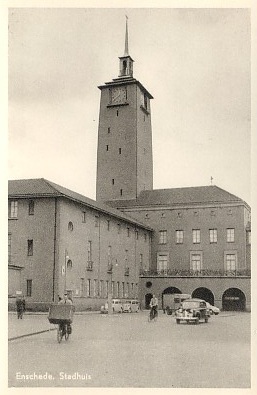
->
[192,287,214,305]
[222,288,246,311]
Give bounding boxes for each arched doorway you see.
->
[162,287,182,310]
[145,293,153,309]
[192,287,214,305]
[222,288,246,311]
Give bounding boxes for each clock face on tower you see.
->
[111,86,127,104]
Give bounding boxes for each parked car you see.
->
[206,302,220,315]
[123,299,140,313]
[100,299,123,313]
[175,298,211,324]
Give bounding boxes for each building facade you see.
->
[95,22,251,311]
[8,179,152,310]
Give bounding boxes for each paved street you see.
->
[8,311,250,388]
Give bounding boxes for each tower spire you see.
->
[124,15,129,56]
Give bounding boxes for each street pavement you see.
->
[8,310,251,388]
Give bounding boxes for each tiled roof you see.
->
[8,178,153,230]
[107,186,247,209]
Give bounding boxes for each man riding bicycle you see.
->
[58,292,73,335]
[149,294,158,320]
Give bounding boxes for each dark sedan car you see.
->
[175,298,211,324]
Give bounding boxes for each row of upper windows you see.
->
[157,252,238,272]
[159,229,251,244]
[8,236,145,266]
[8,201,148,241]
[9,200,34,217]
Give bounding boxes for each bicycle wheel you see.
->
[64,326,69,341]
[57,326,63,343]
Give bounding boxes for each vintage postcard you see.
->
[2,0,256,394]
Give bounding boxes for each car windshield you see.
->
[182,301,203,309]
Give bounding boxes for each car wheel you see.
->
[176,319,180,324]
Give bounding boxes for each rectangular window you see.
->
[27,240,33,256]
[82,211,86,223]
[87,279,91,297]
[191,254,202,272]
[227,228,235,243]
[26,280,32,297]
[106,145,109,151]
[159,230,167,244]
[111,281,114,296]
[112,179,115,185]
[176,230,184,244]
[225,254,236,271]
[135,230,139,240]
[8,233,12,264]
[107,220,110,231]
[140,253,143,270]
[10,201,18,218]
[108,127,110,133]
[127,282,130,298]
[157,254,168,273]
[122,282,125,298]
[28,200,34,215]
[80,278,85,296]
[108,245,112,266]
[210,229,217,243]
[131,283,134,296]
[106,280,109,297]
[100,280,103,297]
[119,148,121,154]
[193,229,201,244]
[93,279,98,297]
[117,281,120,297]
[88,241,92,262]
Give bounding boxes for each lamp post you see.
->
[64,250,70,294]
[108,260,118,315]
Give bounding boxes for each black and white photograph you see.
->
[3,0,256,392]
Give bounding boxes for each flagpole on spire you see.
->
[124,15,129,56]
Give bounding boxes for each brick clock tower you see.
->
[96,18,153,203]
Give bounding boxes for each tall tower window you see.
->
[119,148,121,154]
[112,179,115,185]
[120,189,123,196]
[116,110,119,116]
[27,240,33,256]
[106,145,109,151]
[108,127,111,133]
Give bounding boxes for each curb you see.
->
[8,327,56,341]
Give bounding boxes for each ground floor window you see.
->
[87,279,91,297]
[26,279,32,297]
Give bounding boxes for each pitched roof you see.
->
[106,185,248,209]
[8,178,153,230]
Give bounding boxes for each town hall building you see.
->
[8,20,251,312]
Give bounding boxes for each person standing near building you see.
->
[149,294,158,321]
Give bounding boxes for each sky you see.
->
[8,6,251,204]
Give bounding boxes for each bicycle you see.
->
[57,322,72,343]
[48,303,75,343]
[148,307,158,322]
